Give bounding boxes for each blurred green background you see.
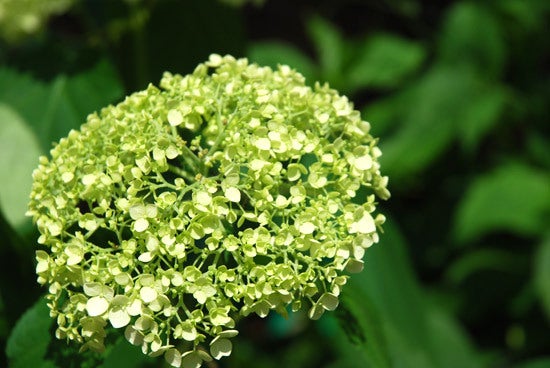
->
[1,0,549,367]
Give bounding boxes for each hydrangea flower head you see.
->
[28,54,390,367]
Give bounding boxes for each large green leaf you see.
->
[326,286,391,368]
[248,41,317,83]
[348,219,481,368]
[453,163,550,244]
[347,34,425,91]
[0,104,42,229]
[6,297,56,368]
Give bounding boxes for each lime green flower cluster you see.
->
[0,0,73,42]
[28,54,390,367]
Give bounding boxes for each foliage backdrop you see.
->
[0,0,549,367]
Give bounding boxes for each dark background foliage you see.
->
[1,0,549,367]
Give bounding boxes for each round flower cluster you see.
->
[0,0,73,42]
[27,54,390,367]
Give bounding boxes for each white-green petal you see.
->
[318,293,339,311]
[86,296,109,316]
[210,337,232,360]
[224,187,241,202]
[168,109,183,126]
[140,286,158,303]
[109,308,131,328]
[298,222,315,235]
[134,218,149,232]
[181,351,202,368]
[165,348,182,368]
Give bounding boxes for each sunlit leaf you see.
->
[0,104,42,229]
[453,163,550,243]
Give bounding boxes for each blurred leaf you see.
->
[378,66,471,180]
[534,233,550,321]
[349,219,481,368]
[361,89,412,137]
[439,2,505,78]
[248,41,317,83]
[377,64,508,181]
[327,287,391,368]
[0,104,42,229]
[0,59,123,153]
[424,305,481,368]
[307,16,345,84]
[347,34,425,91]
[453,163,550,243]
[38,59,124,150]
[6,297,56,368]
[0,69,47,148]
[445,248,524,284]
[458,86,508,153]
[527,133,550,168]
[497,0,550,31]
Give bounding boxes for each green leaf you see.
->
[376,64,508,181]
[378,66,472,180]
[0,104,42,229]
[534,233,550,321]
[0,69,47,148]
[458,86,508,153]
[453,163,550,243]
[6,297,56,368]
[0,59,123,153]
[306,15,345,84]
[328,287,391,368]
[425,305,481,368]
[348,219,481,368]
[248,41,317,83]
[347,34,425,91]
[39,59,124,150]
[445,248,524,284]
[438,2,505,77]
